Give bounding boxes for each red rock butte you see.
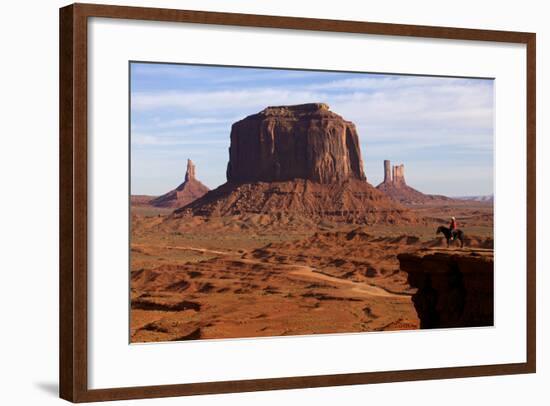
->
[226,103,366,184]
[175,104,416,224]
[376,160,451,204]
[150,159,209,208]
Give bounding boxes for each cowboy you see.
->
[449,216,457,240]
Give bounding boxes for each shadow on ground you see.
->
[35,382,58,397]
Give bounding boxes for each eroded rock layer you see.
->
[175,179,414,224]
[398,248,494,328]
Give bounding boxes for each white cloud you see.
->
[131,80,493,151]
[155,117,229,127]
[308,75,473,91]
[131,78,493,136]
[131,132,229,147]
[131,89,326,112]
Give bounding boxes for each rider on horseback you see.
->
[449,216,457,240]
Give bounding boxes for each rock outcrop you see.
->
[150,159,209,208]
[398,248,494,328]
[376,160,451,204]
[226,103,366,184]
[392,163,405,185]
[130,195,156,206]
[383,159,392,183]
[175,104,416,224]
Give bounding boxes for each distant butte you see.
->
[376,160,452,204]
[175,103,416,224]
[150,159,209,208]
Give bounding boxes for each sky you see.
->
[130,62,494,197]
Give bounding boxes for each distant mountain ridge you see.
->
[454,195,494,203]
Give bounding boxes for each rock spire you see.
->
[185,159,196,182]
[150,158,209,208]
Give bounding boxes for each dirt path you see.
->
[134,243,408,299]
[132,243,229,256]
[288,266,408,298]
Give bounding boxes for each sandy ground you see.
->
[130,201,493,343]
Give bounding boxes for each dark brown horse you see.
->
[436,226,465,248]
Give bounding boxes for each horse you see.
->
[436,225,465,248]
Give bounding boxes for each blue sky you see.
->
[130,62,494,196]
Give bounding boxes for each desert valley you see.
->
[130,103,494,343]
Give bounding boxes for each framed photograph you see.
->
[59,3,536,402]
